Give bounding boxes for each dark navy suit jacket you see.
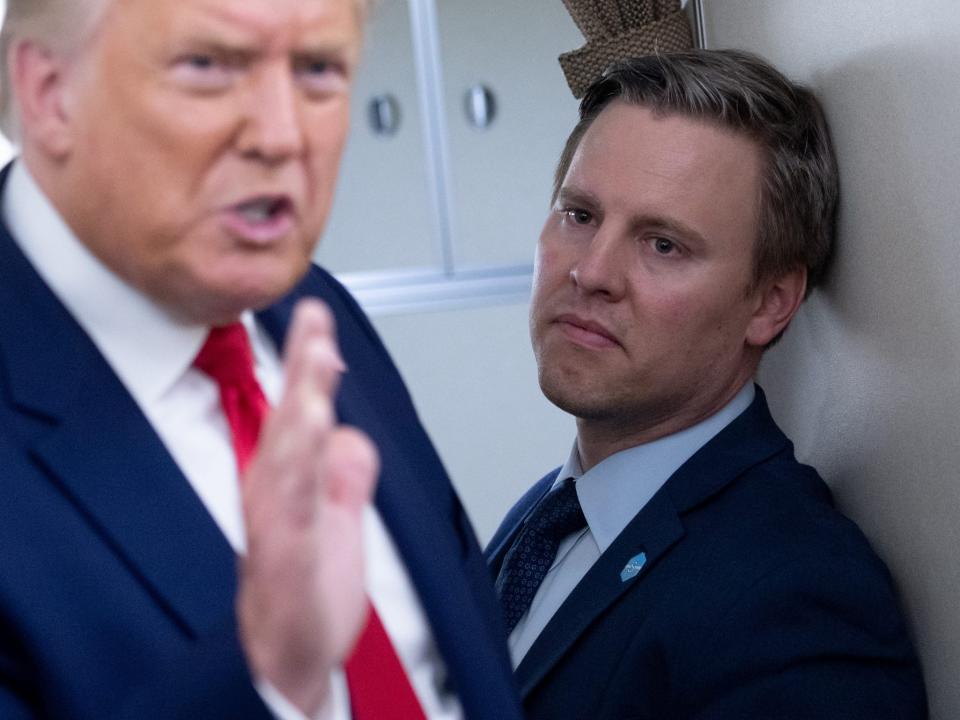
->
[487,389,927,719]
[0,166,521,719]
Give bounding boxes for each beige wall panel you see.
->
[704,1,960,716]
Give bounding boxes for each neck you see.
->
[575,375,755,472]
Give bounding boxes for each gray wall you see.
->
[706,2,959,717]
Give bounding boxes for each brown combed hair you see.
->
[553,49,839,295]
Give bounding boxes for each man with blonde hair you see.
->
[0,0,521,718]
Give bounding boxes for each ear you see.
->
[745,267,807,348]
[10,40,76,159]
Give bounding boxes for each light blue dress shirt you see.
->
[507,383,756,667]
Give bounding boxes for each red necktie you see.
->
[194,323,427,720]
[194,323,268,474]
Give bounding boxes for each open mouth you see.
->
[234,196,293,224]
[222,195,296,243]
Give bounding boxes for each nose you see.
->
[570,226,628,301]
[237,64,305,163]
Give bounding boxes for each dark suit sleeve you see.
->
[114,635,275,720]
[0,693,34,720]
[0,660,34,720]
[0,627,274,720]
[681,553,927,720]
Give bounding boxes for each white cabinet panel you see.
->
[317,0,440,274]
[438,0,583,269]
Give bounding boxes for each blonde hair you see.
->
[0,0,373,140]
[0,0,109,139]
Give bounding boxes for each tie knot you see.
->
[495,477,587,633]
[526,478,586,541]
[194,322,258,389]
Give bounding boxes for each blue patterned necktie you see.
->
[496,478,587,633]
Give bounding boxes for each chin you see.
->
[539,368,598,418]
[222,276,298,315]
[159,272,302,325]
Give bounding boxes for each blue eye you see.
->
[304,60,330,75]
[185,54,216,70]
[296,57,349,97]
[653,237,677,254]
[172,53,235,92]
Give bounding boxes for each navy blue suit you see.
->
[0,166,521,719]
[488,389,927,719]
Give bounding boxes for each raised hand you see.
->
[237,299,378,716]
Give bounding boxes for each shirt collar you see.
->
[557,382,756,553]
[3,160,209,408]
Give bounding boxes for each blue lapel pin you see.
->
[620,552,647,582]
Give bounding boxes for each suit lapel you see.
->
[259,287,521,719]
[513,390,792,698]
[337,366,470,568]
[30,391,239,637]
[255,290,468,568]
[514,490,684,696]
[0,218,237,639]
[256,285,472,576]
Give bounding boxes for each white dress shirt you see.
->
[3,161,463,720]
[507,383,756,666]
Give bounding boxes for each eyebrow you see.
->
[556,185,709,247]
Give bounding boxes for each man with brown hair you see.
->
[488,50,926,719]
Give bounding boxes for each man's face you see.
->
[530,101,768,451]
[53,0,362,322]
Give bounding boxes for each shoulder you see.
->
[262,265,406,392]
[657,455,925,715]
[677,451,910,637]
[281,265,382,346]
[682,447,886,593]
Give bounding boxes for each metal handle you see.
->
[368,94,402,137]
[463,84,497,130]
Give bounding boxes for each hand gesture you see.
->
[237,299,378,716]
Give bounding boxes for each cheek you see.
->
[533,231,573,287]
[303,115,351,206]
[530,250,564,318]
[631,285,730,362]
[308,106,352,162]
[672,290,751,357]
